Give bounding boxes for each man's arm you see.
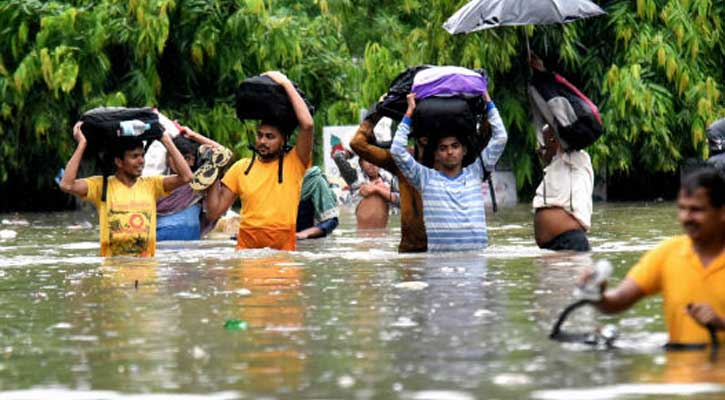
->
[332,151,360,188]
[349,115,398,173]
[359,182,397,205]
[263,71,314,166]
[589,277,645,314]
[390,93,428,190]
[297,217,338,240]
[687,303,725,330]
[205,181,237,222]
[479,92,508,172]
[161,133,194,192]
[58,122,89,198]
[180,126,223,148]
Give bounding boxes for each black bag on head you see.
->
[79,107,164,201]
[377,65,432,121]
[528,70,603,151]
[235,75,315,134]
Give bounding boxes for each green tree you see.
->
[1,0,723,211]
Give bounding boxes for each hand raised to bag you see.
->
[73,121,86,144]
[405,93,417,116]
[262,70,291,86]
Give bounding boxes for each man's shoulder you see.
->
[651,235,691,255]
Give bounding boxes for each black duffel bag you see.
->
[80,107,164,154]
[377,65,432,121]
[235,75,315,133]
[79,107,165,201]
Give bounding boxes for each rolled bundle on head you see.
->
[235,75,315,137]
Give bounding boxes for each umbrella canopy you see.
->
[444,0,606,34]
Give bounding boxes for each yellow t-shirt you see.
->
[83,175,167,257]
[221,149,309,251]
[627,235,725,344]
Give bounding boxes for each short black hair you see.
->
[681,167,725,208]
[173,135,199,159]
[112,138,145,160]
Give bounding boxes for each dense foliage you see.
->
[0,0,723,210]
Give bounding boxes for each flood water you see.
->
[1,203,724,400]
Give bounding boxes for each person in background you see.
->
[156,127,231,241]
[532,123,594,252]
[355,158,399,230]
[582,168,725,345]
[59,122,193,257]
[707,118,725,172]
[296,166,339,240]
[350,108,427,250]
[391,91,507,252]
[206,70,313,251]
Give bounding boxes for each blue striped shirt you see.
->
[391,103,508,252]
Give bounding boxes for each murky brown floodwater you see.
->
[1,202,723,400]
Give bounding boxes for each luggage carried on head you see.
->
[707,118,725,155]
[411,65,488,101]
[387,66,490,169]
[377,65,432,121]
[235,75,315,134]
[80,107,164,153]
[528,69,603,151]
[79,107,165,201]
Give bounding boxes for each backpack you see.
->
[235,75,315,133]
[528,70,603,151]
[79,107,164,201]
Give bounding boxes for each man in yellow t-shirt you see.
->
[59,122,193,257]
[206,71,314,251]
[584,168,725,345]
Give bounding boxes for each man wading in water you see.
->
[206,71,313,251]
[533,123,594,252]
[581,168,725,345]
[59,122,193,257]
[390,91,508,252]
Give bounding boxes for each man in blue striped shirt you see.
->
[391,92,508,251]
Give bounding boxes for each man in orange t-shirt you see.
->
[206,71,313,251]
[583,168,725,345]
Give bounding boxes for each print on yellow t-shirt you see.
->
[83,175,167,257]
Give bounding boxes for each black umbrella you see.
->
[443,0,606,35]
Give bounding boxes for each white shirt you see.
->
[533,150,593,230]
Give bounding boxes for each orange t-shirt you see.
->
[221,149,309,250]
[627,235,725,344]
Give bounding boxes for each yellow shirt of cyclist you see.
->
[628,235,725,344]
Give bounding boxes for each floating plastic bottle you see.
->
[574,260,613,302]
[118,120,150,137]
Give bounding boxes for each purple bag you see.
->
[412,66,488,100]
